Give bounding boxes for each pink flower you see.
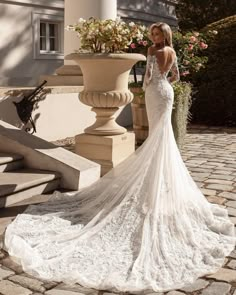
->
[181,71,190,76]
[189,36,197,43]
[199,42,208,49]
[143,40,148,46]
[130,43,136,49]
[188,44,194,50]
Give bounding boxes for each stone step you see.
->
[0,152,24,172]
[0,168,61,207]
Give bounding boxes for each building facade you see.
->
[0,0,177,87]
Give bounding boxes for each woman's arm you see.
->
[143,47,155,90]
[168,57,180,83]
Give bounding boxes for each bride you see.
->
[4,22,235,293]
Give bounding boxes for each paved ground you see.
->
[0,125,236,295]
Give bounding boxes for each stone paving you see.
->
[0,125,236,295]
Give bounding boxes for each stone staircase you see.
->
[0,152,60,208]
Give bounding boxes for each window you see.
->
[40,21,59,53]
[33,11,64,60]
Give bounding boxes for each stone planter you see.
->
[130,87,148,145]
[66,53,146,136]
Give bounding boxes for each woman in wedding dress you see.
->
[4,22,235,293]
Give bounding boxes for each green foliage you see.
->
[176,0,236,31]
[172,31,208,82]
[172,82,192,149]
[191,15,236,126]
[129,84,145,99]
[129,81,144,89]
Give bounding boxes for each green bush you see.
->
[176,0,236,31]
[191,15,236,126]
[172,81,192,149]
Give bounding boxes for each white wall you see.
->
[0,1,64,87]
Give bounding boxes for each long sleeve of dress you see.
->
[168,57,180,83]
[143,55,155,91]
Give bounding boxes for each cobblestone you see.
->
[205,179,234,185]
[45,290,84,295]
[1,257,23,274]
[208,174,235,180]
[166,291,185,295]
[0,279,32,295]
[205,183,234,191]
[8,275,46,293]
[201,282,231,295]
[0,250,6,260]
[227,207,236,217]
[214,169,234,175]
[225,201,236,208]
[0,268,14,280]
[206,196,226,205]
[200,188,217,196]
[52,283,99,294]
[179,279,209,292]
[227,259,236,269]
[219,192,236,201]
[228,250,236,259]
[206,267,236,282]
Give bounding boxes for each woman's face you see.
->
[151,27,164,44]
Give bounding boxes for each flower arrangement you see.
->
[128,23,152,55]
[67,17,147,53]
[172,31,209,81]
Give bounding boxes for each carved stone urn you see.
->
[66,53,146,135]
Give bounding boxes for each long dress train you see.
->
[4,54,235,293]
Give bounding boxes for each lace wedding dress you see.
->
[4,53,235,293]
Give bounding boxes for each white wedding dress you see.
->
[4,53,235,293]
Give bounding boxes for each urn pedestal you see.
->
[66,53,146,175]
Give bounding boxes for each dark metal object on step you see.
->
[13,80,47,134]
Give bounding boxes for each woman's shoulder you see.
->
[147,45,176,56]
[160,46,176,57]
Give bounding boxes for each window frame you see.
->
[32,11,64,60]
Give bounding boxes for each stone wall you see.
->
[117,0,178,27]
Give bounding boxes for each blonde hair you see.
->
[149,22,173,47]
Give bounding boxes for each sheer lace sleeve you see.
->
[142,55,155,91]
[168,57,180,83]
